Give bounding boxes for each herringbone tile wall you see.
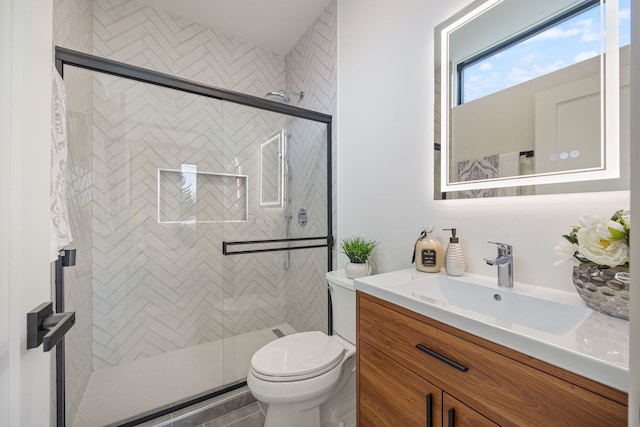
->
[89,75,312,368]
[92,0,286,100]
[284,0,337,334]
[54,0,336,422]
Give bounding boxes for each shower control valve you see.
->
[298,208,308,226]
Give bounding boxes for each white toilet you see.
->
[247,270,356,427]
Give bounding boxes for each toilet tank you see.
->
[327,270,356,344]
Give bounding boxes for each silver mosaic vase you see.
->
[572,263,630,320]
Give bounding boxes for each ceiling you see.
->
[135,0,332,55]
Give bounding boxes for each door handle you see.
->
[27,302,75,352]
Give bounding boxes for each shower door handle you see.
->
[27,302,76,352]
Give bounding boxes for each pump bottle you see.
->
[443,228,465,276]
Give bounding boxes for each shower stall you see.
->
[55,47,333,427]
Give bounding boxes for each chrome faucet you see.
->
[485,242,514,288]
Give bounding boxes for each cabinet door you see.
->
[443,394,498,427]
[359,341,442,426]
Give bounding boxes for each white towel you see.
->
[519,155,536,196]
[498,152,520,197]
[50,66,73,262]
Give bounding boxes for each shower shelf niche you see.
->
[157,168,248,224]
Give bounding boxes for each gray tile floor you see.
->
[135,387,266,427]
[200,402,266,427]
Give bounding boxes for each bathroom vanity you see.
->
[354,270,629,426]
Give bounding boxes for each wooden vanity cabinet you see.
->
[356,291,628,427]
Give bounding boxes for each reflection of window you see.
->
[458,0,630,104]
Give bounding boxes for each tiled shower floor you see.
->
[73,324,294,427]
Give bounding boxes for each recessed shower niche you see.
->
[157,167,248,224]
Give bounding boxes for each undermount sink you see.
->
[408,275,591,335]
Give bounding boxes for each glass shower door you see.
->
[219,102,330,386]
[63,66,229,426]
[57,46,333,427]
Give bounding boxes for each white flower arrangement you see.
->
[555,210,630,268]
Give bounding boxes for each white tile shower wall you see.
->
[92,0,286,99]
[219,102,292,337]
[88,0,294,370]
[89,74,294,369]
[54,0,93,54]
[89,0,338,369]
[284,0,337,333]
[55,0,337,374]
[283,118,330,333]
[53,0,94,424]
[91,75,221,368]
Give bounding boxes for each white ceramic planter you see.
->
[345,261,371,279]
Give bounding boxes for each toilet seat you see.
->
[250,331,346,382]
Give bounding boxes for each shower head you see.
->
[265,90,304,105]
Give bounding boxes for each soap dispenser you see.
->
[443,228,465,276]
[414,226,443,273]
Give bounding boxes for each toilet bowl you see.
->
[247,270,356,427]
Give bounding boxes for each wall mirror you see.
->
[260,129,286,207]
[435,0,630,199]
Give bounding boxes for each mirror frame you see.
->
[439,0,621,193]
[260,129,286,207]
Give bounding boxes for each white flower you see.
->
[597,219,625,241]
[553,239,578,266]
[576,223,630,267]
[558,209,630,268]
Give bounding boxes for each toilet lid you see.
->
[251,331,346,381]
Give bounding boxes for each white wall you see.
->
[337,0,629,293]
[0,1,54,426]
[0,0,11,422]
[629,0,639,423]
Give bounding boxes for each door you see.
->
[358,341,442,426]
[1,1,55,427]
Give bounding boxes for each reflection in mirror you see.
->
[435,0,630,198]
[260,130,287,207]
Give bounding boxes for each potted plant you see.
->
[341,236,378,279]
[555,209,630,319]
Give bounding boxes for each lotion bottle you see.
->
[415,226,443,273]
[443,228,465,276]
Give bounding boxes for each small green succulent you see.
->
[340,236,378,263]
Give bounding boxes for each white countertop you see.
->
[354,268,629,392]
